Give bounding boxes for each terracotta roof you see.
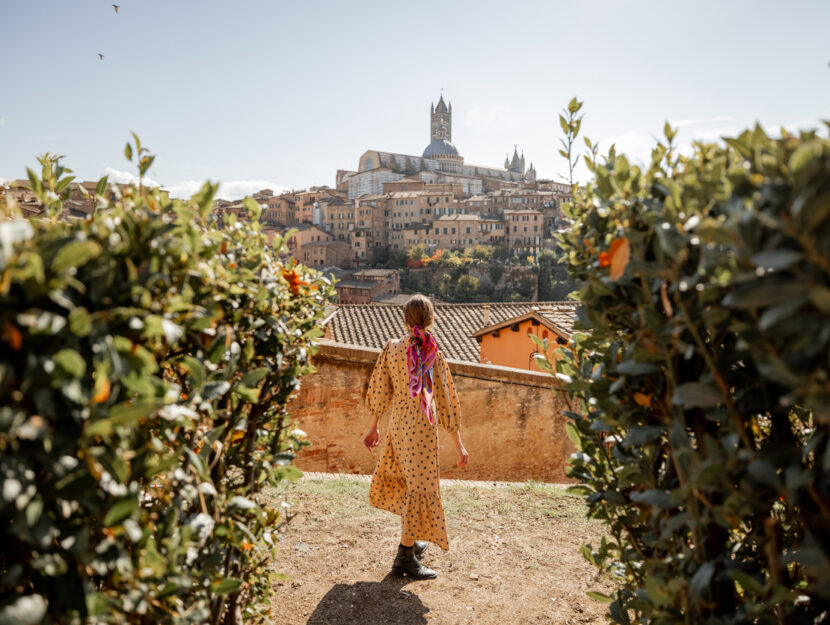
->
[326,301,580,363]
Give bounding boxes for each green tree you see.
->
[543,119,830,623]
[455,274,480,300]
[407,243,427,262]
[537,250,576,300]
[0,140,333,624]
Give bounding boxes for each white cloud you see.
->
[102,169,286,201]
[166,178,289,201]
[598,117,743,169]
[104,167,162,189]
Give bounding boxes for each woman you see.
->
[363,294,469,580]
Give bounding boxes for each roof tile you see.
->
[327,301,579,363]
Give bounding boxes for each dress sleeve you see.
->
[433,350,461,433]
[366,340,393,419]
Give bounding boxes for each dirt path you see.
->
[264,475,615,625]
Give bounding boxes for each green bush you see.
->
[0,140,333,624]
[548,124,830,623]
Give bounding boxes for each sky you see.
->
[2,0,829,199]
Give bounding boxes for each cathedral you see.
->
[338,94,537,199]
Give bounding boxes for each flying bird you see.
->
[98,53,104,60]
[113,4,119,13]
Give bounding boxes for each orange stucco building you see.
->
[472,311,569,372]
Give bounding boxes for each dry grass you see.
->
[263,475,615,625]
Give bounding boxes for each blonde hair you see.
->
[403,294,434,331]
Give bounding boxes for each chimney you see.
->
[482,304,491,327]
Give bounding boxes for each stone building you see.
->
[299,240,351,268]
[339,95,539,199]
[334,270,400,304]
[505,208,544,256]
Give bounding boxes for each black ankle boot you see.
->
[392,544,437,579]
[414,540,428,559]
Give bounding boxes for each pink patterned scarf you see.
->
[407,326,438,423]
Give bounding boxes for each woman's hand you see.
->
[454,438,469,469]
[363,425,379,451]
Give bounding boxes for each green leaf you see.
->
[178,355,205,391]
[664,121,677,143]
[95,175,108,196]
[103,496,138,527]
[156,582,182,599]
[124,142,133,162]
[616,360,659,376]
[198,424,228,460]
[690,561,715,595]
[788,140,820,177]
[672,383,721,408]
[25,167,44,196]
[139,155,155,177]
[243,196,262,221]
[728,569,765,595]
[559,114,570,136]
[750,249,803,270]
[233,385,260,403]
[210,578,243,595]
[565,422,582,450]
[722,280,809,309]
[68,307,92,337]
[53,240,102,272]
[586,591,613,603]
[528,334,547,349]
[87,398,165,437]
[86,592,118,617]
[240,367,269,387]
[54,349,86,378]
[630,489,675,508]
[621,425,663,448]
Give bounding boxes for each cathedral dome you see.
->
[423,138,460,159]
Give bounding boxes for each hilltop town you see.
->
[217,95,572,270]
[1,94,578,313]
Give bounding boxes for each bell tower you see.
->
[430,93,452,142]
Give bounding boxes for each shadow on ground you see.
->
[306,574,429,625]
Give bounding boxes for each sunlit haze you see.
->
[2,0,828,198]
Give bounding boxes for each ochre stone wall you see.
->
[287,340,574,482]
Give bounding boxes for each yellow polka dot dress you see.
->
[366,337,462,551]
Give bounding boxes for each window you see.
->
[364,158,373,170]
